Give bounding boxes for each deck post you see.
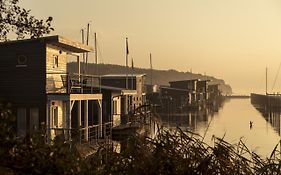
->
[84,100,89,142]
[98,99,103,138]
[46,100,51,144]
[66,100,71,141]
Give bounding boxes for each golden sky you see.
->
[20,0,281,94]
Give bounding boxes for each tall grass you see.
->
[86,127,281,174]
[1,101,281,174]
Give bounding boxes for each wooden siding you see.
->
[46,44,67,93]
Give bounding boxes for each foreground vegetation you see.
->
[1,103,281,174]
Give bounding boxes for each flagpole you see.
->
[126,38,129,89]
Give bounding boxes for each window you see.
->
[30,108,39,132]
[113,100,117,114]
[53,55,59,68]
[17,108,26,137]
[52,106,58,128]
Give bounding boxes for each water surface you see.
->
[160,99,281,157]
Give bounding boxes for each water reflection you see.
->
[252,104,281,136]
[115,98,281,157]
[156,98,281,157]
[158,97,228,132]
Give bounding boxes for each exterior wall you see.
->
[0,40,47,137]
[0,41,46,104]
[197,81,208,101]
[208,84,221,100]
[160,87,190,111]
[112,96,121,126]
[101,75,146,110]
[133,76,145,109]
[170,81,197,91]
[46,44,67,93]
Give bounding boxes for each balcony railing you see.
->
[47,72,101,94]
[50,122,113,145]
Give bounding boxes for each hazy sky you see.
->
[20,0,281,94]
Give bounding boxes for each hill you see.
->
[68,63,232,94]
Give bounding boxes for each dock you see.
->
[251,93,281,109]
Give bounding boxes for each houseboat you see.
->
[0,35,109,144]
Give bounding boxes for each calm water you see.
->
[159,98,281,157]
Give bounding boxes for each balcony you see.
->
[47,73,101,94]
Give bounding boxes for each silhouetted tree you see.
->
[0,0,54,41]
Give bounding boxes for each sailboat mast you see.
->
[94,33,98,64]
[150,53,153,86]
[81,29,85,74]
[265,67,267,95]
[85,23,90,74]
[131,58,134,90]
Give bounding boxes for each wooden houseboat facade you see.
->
[0,35,106,143]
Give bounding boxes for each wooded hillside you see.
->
[68,63,232,94]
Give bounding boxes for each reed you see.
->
[1,101,281,174]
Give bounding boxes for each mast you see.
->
[150,53,153,86]
[85,23,90,74]
[94,32,101,92]
[131,58,134,90]
[94,33,98,64]
[81,29,85,74]
[265,67,267,95]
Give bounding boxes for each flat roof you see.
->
[160,86,191,92]
[101,74,146,78]
[0,35,92,53]
[169,79,210,84]
[87,85,137,95]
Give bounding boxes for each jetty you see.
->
[251,93,281,109]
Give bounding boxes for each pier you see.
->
[251,93,281,109]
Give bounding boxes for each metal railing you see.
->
[50,122,112,145]
[46,72,101,94]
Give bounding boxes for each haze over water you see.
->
[19,0,281,94]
